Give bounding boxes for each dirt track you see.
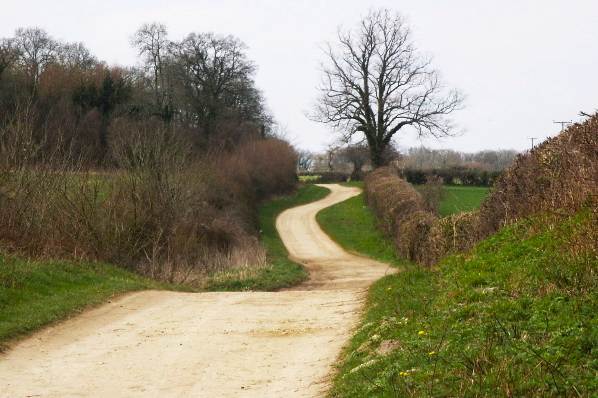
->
[0,184,392,397]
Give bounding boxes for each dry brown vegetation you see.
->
[365,114,598,265]
[478,115,598,236]
[0,25,301,285]
[0,112,297,284]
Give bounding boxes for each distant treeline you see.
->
[401,147,518,172]
[304,145,517,185]
[400,167,502,186]
[398,147,518,186]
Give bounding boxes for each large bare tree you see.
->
[13,28,59,94]
[315,9,463,167]
[131,23,172,118]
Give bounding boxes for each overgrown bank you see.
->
[0,120,298,284]
[365,115,597,266]
[322,115,598,396]
[321,199,596,396]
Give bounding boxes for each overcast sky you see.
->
[2,0,597,153]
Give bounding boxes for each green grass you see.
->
[205,184,330,291]
[317,191,404,267]
[437,185,490,216]
[0,256,182,347]
[317,191,596,397]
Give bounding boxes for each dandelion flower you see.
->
[418,330,427,336]
[428,351,437,356]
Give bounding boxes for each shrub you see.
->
[478,115,598,236]
[418,175,445,213]
[0,114,298,284]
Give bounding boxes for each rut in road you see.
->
[0,184,393,398]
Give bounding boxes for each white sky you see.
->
[2,0,597,153]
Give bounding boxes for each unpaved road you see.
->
[0,184,392,397]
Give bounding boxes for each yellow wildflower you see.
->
[418,330,427,336]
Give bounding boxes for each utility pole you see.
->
[553,120,573,131]
[528,137,539,149]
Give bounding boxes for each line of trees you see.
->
[401,147,518,172]
[0,24,272,165]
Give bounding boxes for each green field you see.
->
[345,181,489,216]
[438,185,490,216]
[317,194,596,397]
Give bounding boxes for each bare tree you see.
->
[170,33,259,134]
[131,23,172,118]
[314,9,463,167]
[57,42,97,70]
[13,28,59,94]
[325,143,339,172]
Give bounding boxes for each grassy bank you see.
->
[318,191,596,397]
[316,192,404,267]
[205,183,330,291]
[0,257,180,347]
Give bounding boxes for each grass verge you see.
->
[317,191,404,267]
[205,183,330,291]
[0,256,182,347]
[318,190,596,397]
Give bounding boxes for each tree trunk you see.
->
[370,139,386,168]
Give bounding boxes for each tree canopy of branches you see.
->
[315,9,463,167]
[170,33,268,135]
[131,23,172,120]
[0,24,273,165]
